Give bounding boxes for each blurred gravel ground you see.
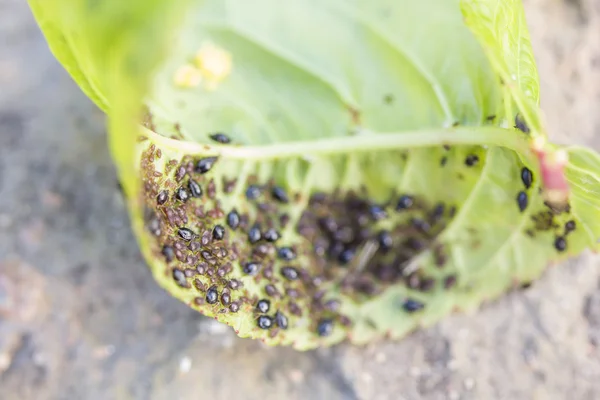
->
[0,0,599,399]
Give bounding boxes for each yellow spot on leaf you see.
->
[173,64,202,88]
[194,43,232,89]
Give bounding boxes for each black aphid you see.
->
[515,114,530,134]
[440,156,448,166]
[265,284,278,297]
[378,230,393,251]
[243,262,261,275]
[209,132,231,144]
[564,220,576,234]
[257,315,273,329]
[256,299,270,313]
[396,195,414,211]
[220,292,231,306]
[431,203,445,222]
[521,167,533,189]
[271,186,289,203]
[281,266,299,281]
[412,218,431,233]
[277,247,296,261]
[188,179,203,197]
[157,190,169,205]
[229,302,240,313]
[246,185,262,200]
[275,311,288,330]
[444,275,457,289]
[517,191,528,212]
[206,286,218,304]
[316,319,334,337]
[162,245,175,262]
[172,268,187,287]
[212,225,225,241]
[554,236,567,252]
[338,248,355,264]
[195,157,218,174]
[248,225,262,244]
[227,209,240,230]
[402,299,425,313]
[175,187,190,202]
[465,154,479,167]
[319,217,338,233]
[178,228,195,241]
[369,205,388,220]
[263,228,280,243]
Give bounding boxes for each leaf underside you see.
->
[29,0,600,349]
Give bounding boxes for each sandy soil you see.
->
[1,0,599,399]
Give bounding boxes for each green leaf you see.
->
[28,0,600,350]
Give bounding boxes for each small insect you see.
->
[195,157,218,174]
[256,299,270,313]
[162,245,175,262]
[265,284,278,297]
[243,262,260,275]
[206,286,219,304]
[521,167,533,189]
[316,319,333,337]
[515,114,530,134]
[172,268,187,287]
[257,315,273,329]
[245,185,262,200]
[275,311,288,330]
[517,191,528,212]
[175,187,190,202]
[271,186,289,203]
[564,220,576,234]
[188,179,203,197]
[338,248,355,264]
[396,195,414,211]
[443,275,457,289]
[227,209,240,230]
[377,230,393,251]
[229,302,240,313]
[277,247,296,261]
[212,225,225,241]
[178,227,195,241]
[465,154,479,167]
[248,225,262,244]
[554,236,567,252]
[263,228,280,243]
[440,156,448,166]
[402,299,425,313]
[220,292,231,306]
[281,266,299,281]
[157,190,169,205]
[369,205,388,220]
[209,132,231,144]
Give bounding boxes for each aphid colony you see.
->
[138,132,470,341]
[139,129,577,343]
